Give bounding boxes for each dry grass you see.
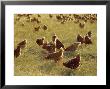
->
[14,14,97,76]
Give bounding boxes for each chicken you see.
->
[36,37,45,46]
[26,14,32,17]
[74,19,79,24]
[56,39,64,49]
[26,17,30,22]
[20,23,24,26]
[90,19,95,24]
[65,42,81,51]
[38,14,41,17]
[18,39,27,49]
[79,22,85,28]
[34,26,40,31]
[42,41,49,49]
[87,31,92,37]
[84,35,92,44]
[56,39,65,49]
[17,14,23,17]
[49,14,53,18]
[52,33,57,42]
[63,54,80,69]
[61,21,65,24]
[42,25,48,30]
[30,17,37,22]
[77,34,84,44]
[15,17,20,21]
[36,19,41,24]
[14,45,21,58]
[42,33,58,53]
[45,47,64,62]
[52,34,64,49]
[42,42,56,53]
[56,15,62,21]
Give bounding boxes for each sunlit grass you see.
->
[14,14,97,76]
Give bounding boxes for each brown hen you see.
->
[36,37,45,46]
[84,35,92,44]
[65,42,81,51]
[14,45,21,58]
[45,47,64,62]
[18,39,27,49]
[63,54,80,69]
[77,34,85,44]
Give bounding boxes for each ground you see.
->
[14,14,97,76]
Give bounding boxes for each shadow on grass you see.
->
[81,53,97,61]
[38,61,56,74]
[61,68,76,76]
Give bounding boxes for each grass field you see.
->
[14,14,97,76]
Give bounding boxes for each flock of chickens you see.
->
[15,14,97,32]
[14,31,92,69]
[14,14,96,70]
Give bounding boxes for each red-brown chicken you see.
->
[87,31,92,37]
[77,34,85,44]
[36,37,45,46]
[63,54,80,69]
[49,14,53,18]
[52,34,65,49]
[42,41,56,53]
[18,39,27,49]
[38,14,41,17]
[65,42,81,51]
[45,47,64,62]
[84,35,92,44]
[34,26,40,31]
[42,25,48,30]
[79,22,85,28]
[30,17,37,22]
[14,45,21,58]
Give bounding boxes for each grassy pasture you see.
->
[14,14,97,76]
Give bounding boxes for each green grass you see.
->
[14,14,97,76]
